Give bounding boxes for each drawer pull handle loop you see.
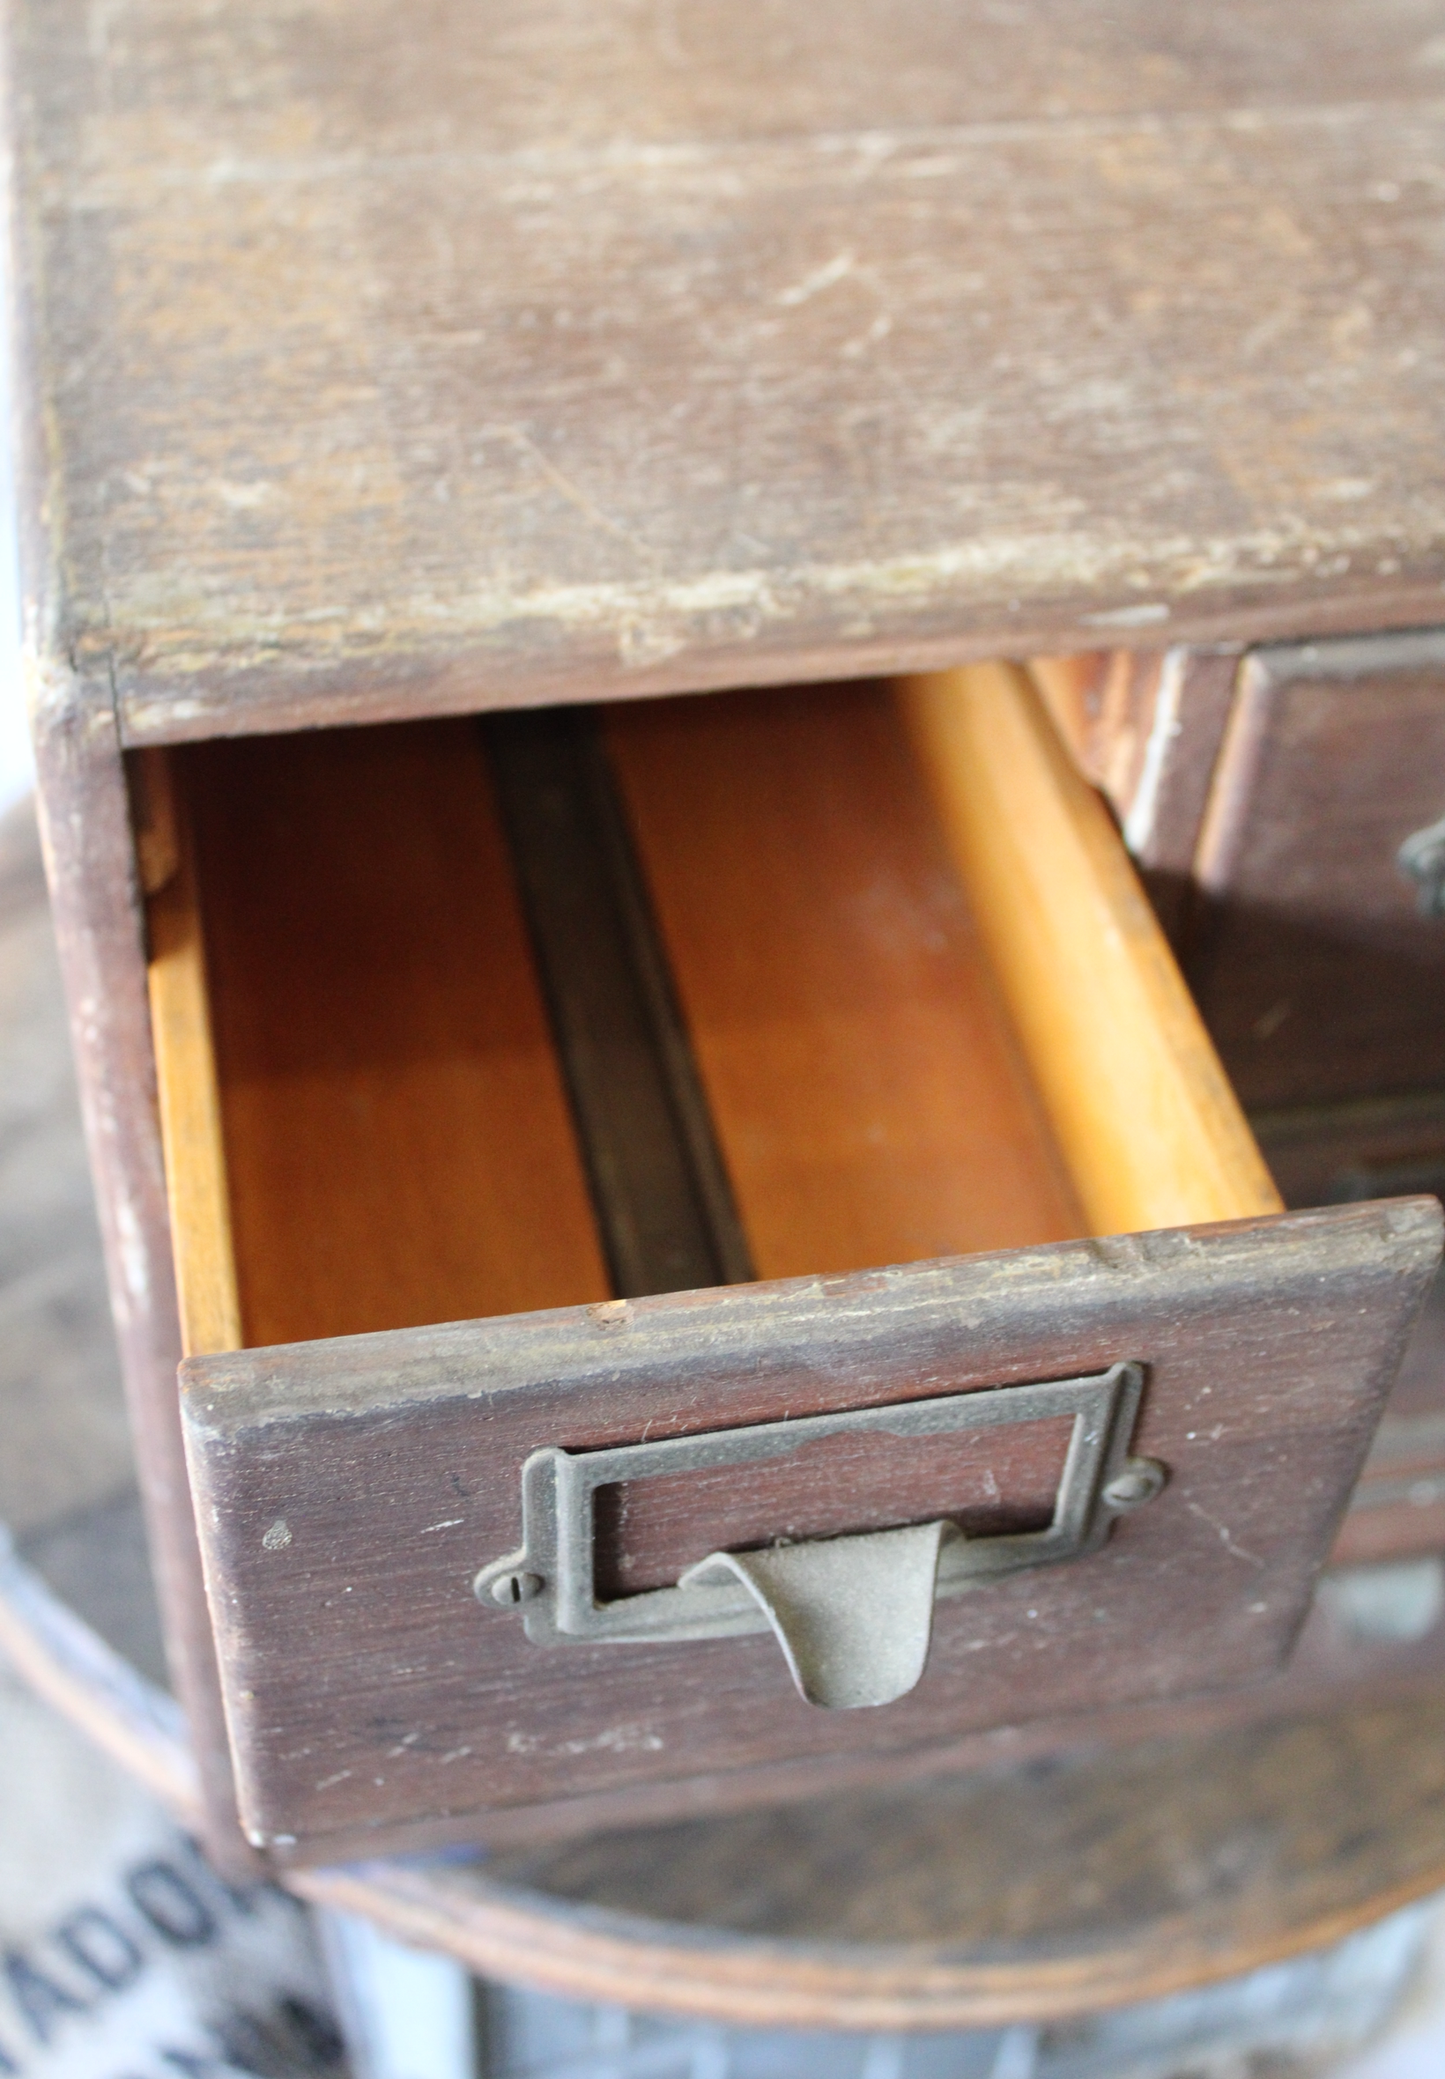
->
[680,1520,960,1710]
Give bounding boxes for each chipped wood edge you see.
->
[898,661,1283,1235]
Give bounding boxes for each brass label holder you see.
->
[475,1361,1162,1708]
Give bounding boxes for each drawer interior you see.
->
[140,664,1281,1358]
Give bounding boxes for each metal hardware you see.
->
[1101,1458,1167,1511]
[488,1570,545,1606]
[475,1362,1152,1706]
[483,708,754,1296]
[680,1519,961,1709]
[1397,813,1445,917]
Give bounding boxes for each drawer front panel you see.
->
[181,1200,1438,1865]
[1191,629,1445,1109]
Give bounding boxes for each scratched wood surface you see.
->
[24,702,259,1870]
[7,0,1445,745]
[181,1202,1439,1866]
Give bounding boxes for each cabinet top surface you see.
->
[8,0,1445,742]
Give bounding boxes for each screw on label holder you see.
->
[1397,814,1445,917]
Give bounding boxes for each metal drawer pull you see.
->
[679,1519,960,1709]
[475,1361,1162,1709]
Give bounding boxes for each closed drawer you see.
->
[1191,628,1445,1110]
[146,666,1440,1865]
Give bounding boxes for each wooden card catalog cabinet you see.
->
[17,0,1445,1880]
[164,668,1440,1864]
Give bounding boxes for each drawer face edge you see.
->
[180,1200,1441,1865]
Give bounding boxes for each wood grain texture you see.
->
[143,753,243,1357]
[1250,1092,1445,1565]
[8,0,1445,742]
[1033,646,1243,947]
[24,676,256,1870]
[606,683,1084,1276]
[1192,628,1445,1108]
[901,663,1282,1235]
[1255,1091,1445,1420]
[11,1487,1445,2027]
[596,1415,1072,1600]
[173,723,610,1346]
[180,1201,1440,1864]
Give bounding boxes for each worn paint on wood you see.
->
[6,868,1445,2005]
[7,0,1445,741]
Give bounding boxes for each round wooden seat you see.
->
[314,1697,1445,2028]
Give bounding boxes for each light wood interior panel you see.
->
[156,721,610,1350]
[605,682,1085,1279]
[901,663,1282,1235]
[142,748,244,1357]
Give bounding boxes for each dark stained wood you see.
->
[6,0,255,1848]
[1035,646,1242,946]
[1256,1093,1445,1421]
[25,682,258,1873]
[8,1,1445,744]
[1252,1093,1445,1566]
[14,1484,1445,2029]
[1191,629,1445,1109]
[180,1201,1439,1865]
[15,0,1445,1902]
[595,1415,1072,1600]
[606,684,1084,1274]
[179,723,611,1345]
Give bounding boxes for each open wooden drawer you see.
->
[150,665,1441,1865]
